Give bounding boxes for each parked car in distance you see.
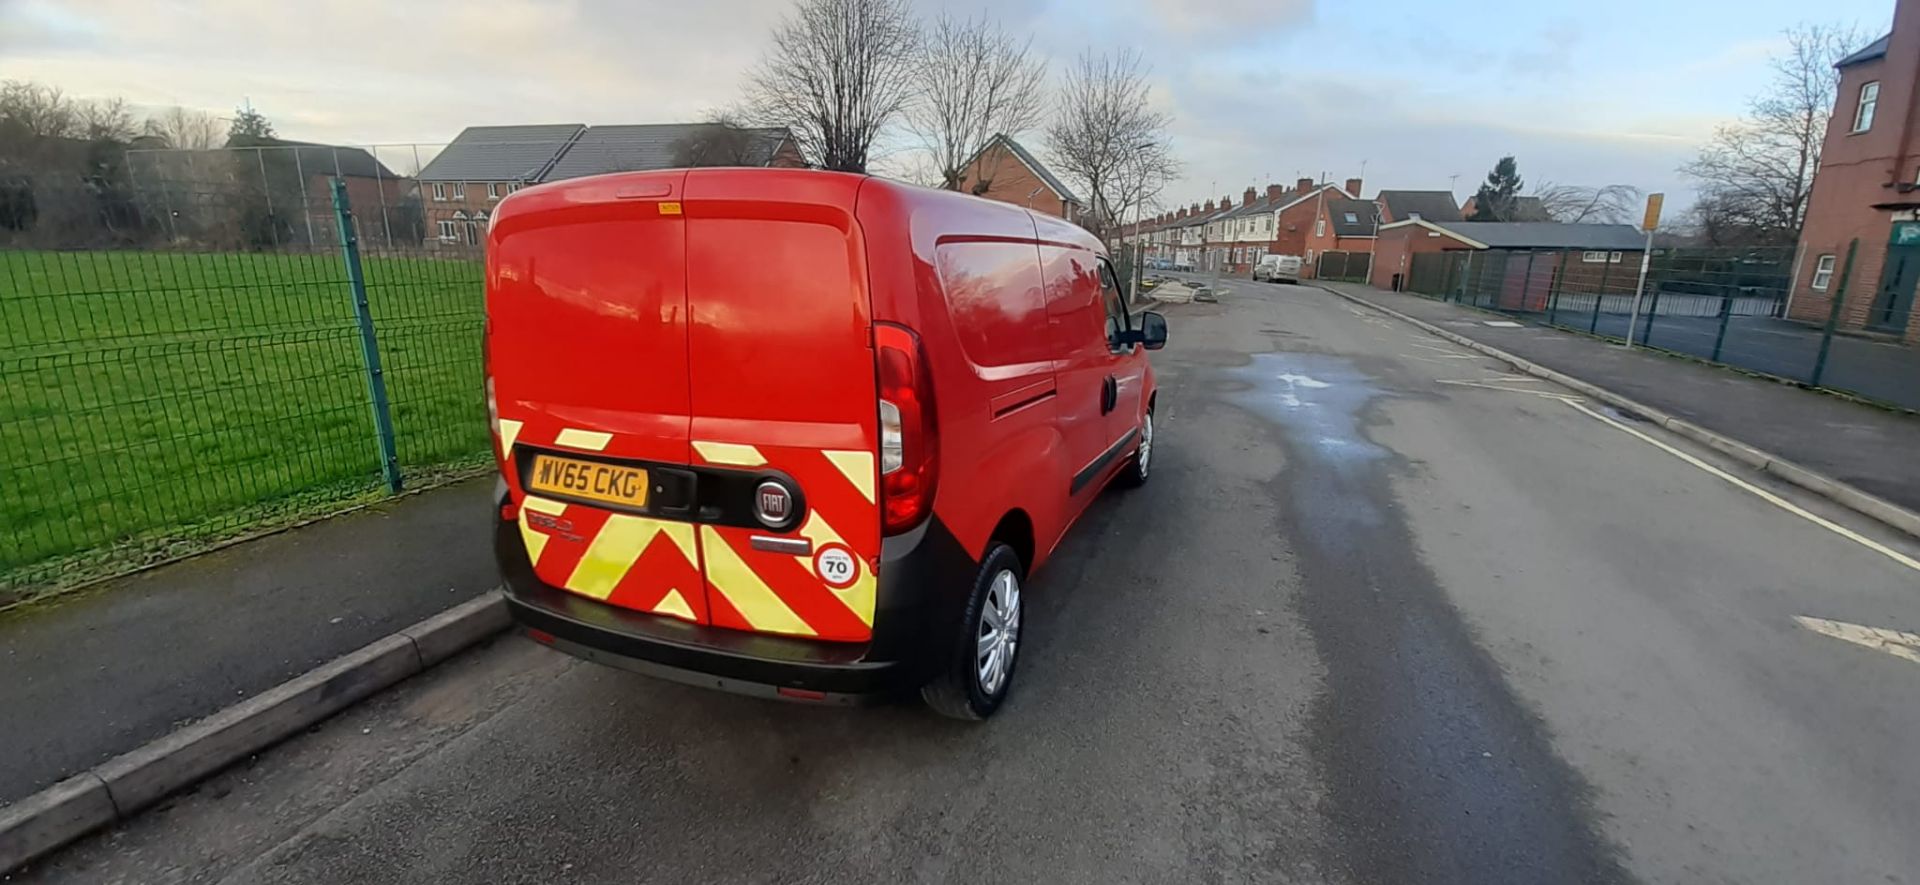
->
[485,168,1168,720]
[1253,254,1303,284]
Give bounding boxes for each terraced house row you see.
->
[1122,178,1464,280]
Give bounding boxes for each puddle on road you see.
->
[1219,350,1626,885]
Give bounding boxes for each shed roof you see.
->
[1409,220,1647,250]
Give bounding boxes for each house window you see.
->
[1609,251,1623,263]
[510,182,524,193]
[431,182,447,202]
[1315,218,1326,236]
[1582,251,1608,263]
[452,182,467,200]
[487,183,502,199]
[1811,254,1836,290]
[1344,212,1359,223]
[436,220,457,242]
[1854,81,1880,132]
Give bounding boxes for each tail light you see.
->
[875,322,938,535]
[483,318,503,469]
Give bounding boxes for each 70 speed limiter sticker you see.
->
[813,543,859,589]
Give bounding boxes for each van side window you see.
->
[1098,260,1130,351]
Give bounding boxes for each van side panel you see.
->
[683,170,881,643]
[487,170,709,625]
[1033,212,1117,530]
[858,181,1079,572]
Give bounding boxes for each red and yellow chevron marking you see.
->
[503,417,879,639]
[695,441,879,642]
[518,493,705,624]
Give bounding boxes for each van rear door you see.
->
[682,170,882,643]
[488,170,709,625]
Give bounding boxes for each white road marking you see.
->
[1566,400,1920,575]
[1794,616,1920,666]
[1436,379,1583,401]
[1483,320,1524,328]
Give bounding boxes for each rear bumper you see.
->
[494,490,976,701]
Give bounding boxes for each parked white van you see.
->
[1253,254,1302,284]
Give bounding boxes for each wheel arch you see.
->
[989,509,1035,576]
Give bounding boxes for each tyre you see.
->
[1115,408,1154,488]
[922,543,1025,720]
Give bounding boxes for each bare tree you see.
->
[907,14,1047,191]
[743,0,919,173]
[1681,23,1864,245]
[143,106,223,150]
[672,111,776,167]
[1045,48,1175,241]
[1532,182,1644,224]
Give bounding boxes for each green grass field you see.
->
[0,248,489,595]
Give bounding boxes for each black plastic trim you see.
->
[1071,427,1139,495]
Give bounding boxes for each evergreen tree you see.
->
[1469,155,1523,221]
[226,105,275,146]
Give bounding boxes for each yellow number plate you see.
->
[527,454,649,509]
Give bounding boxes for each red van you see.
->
[485,168,1166,719]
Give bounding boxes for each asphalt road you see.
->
[22,281,1920,884]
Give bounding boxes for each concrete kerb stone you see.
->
[0,590,511,873]
[0,774,114,873]
[1315,285,1920,543]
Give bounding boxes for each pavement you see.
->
[0,477,499,808]
[1313,279,1920,515]
[20,283,1920,884]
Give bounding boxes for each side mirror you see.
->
[1139,311,1168,350]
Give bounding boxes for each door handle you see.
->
[1101,375,1117,414]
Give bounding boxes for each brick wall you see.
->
[1369,224,1470,290]
[1791,0,1920,343]
[960,145,1072,220]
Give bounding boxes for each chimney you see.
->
[1243,186,1258,206]
[1221,194,1233,209]
[1204,199,1215,212]
[1345,177,1363,197]
[1176,207,1187,219]
[1267,183,1286,203]
[1296,177,1314,195]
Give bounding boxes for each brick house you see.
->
[415,123,803,249]
[1301,191,1381,276]
[957,134,1088,224]
[1791,8,1920,343]
[1269,178,1361,267]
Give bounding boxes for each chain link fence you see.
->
[1397,245,1920,412]
[0,142,504,598]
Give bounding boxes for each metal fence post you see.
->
[1546,249,1566,326]
[1711,294,1733,362]
[1640,285,1663,347]
[330,177,404,493]
[1591,256,1612,334]
[1519,250,1536,314]
[1810,238,1858,388]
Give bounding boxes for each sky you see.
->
[0,0,1896,215]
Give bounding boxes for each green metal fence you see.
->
[0,143,489,598]
[1394,244,1920,412]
